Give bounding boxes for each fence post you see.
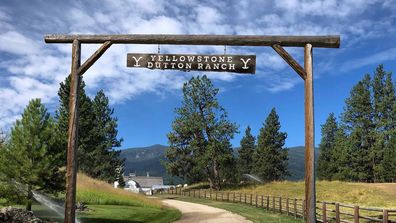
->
[279,197,282,213]
[354,205,359,223]
[210,190,212,199]
[322,202,327,223]
[286,198,289,215]
[250,194,253,205]
[193,190,195,197]
[267,196,270,210]
[204,190,206,199]
[198,189,200,198]
[244,193,247,204]
[256,194,258,207]
[240,193,242,203]
[227,192,229,202]
[383,209,388,223]
[261,195,264,208]
[215,192,217,201]
[273,196,275,211]
[294,198,297,218]
[233,192,235,202]
[335,203,340,223]
[189,190,191,197]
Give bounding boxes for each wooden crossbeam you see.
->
[44,34,340,48]
[272,44,306,80]
[77,41,112,76]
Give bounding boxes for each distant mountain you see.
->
[120,144,167,177]
[120,145,318,183]
[286,146,319,181]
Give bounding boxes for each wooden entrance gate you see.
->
[44,34,340,223]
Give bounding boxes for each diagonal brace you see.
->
[77,41,112,76]
[272,44,306,80]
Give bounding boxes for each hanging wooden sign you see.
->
[127,53,256,74]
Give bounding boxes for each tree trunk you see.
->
[26,184,33,211]
[213,159,220,190]
[208,177,214,189]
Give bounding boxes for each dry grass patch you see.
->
[227,181,396,208]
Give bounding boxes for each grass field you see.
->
[2,174,181,223]
[225,181,396,208]
[160,195,303,223]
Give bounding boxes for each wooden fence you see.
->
[163,188,396,223]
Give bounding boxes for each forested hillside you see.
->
[121,145,312,183]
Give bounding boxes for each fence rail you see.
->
[161,188,396,223]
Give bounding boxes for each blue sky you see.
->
[0,0,395,149]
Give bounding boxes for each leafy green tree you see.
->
[165,75,238,189]
[342,74,375,181]
[117,172,126,188]
[253,108,288,181]
[237,126,255,175]
[89,90,124,182]
[318,113,338,180]
[0,99,64,210]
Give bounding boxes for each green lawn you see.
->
[160,195,303,223]
[14,203,180,223]
[1,174,181,223]
[78,205,180,223]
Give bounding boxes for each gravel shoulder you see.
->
[162,199,252,223]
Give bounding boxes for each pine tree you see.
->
[165,75,238,189]
[375,67,396,181]
[331,126,353,180]
[89,90,124,182]
[253,108,288,181]
[317,113,338,180]
[342,74,375,181]
[56,75,96,171]
[237,126,255,175]
[0,99,64,210]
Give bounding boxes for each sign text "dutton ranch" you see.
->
[127,53,256,74]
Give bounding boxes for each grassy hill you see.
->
[31,173,181,223]
[227,181,396,208]
[120,145,313,182]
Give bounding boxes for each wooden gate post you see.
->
[304,43,316,223]
[64,39,81,223]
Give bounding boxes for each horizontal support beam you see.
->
[44,34,340,48]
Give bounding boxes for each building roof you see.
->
[124,175,163,188]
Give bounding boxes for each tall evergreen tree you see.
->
[165,75,238,189]
[253,108,288,181]
[89,90,124,182]
[0,99,64,211]
[342,74,375,181]
[56,75,96,171]
[237,126,255,175]
[331,126,353,180]
[317,113,338,180]
[374,67,396,181]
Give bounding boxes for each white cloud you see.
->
[341,47,396,72]
[0,0,395,130]
[0,31,40,55]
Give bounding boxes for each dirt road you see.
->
[162,199,252,223]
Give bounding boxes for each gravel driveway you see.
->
[162,199,252,223]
